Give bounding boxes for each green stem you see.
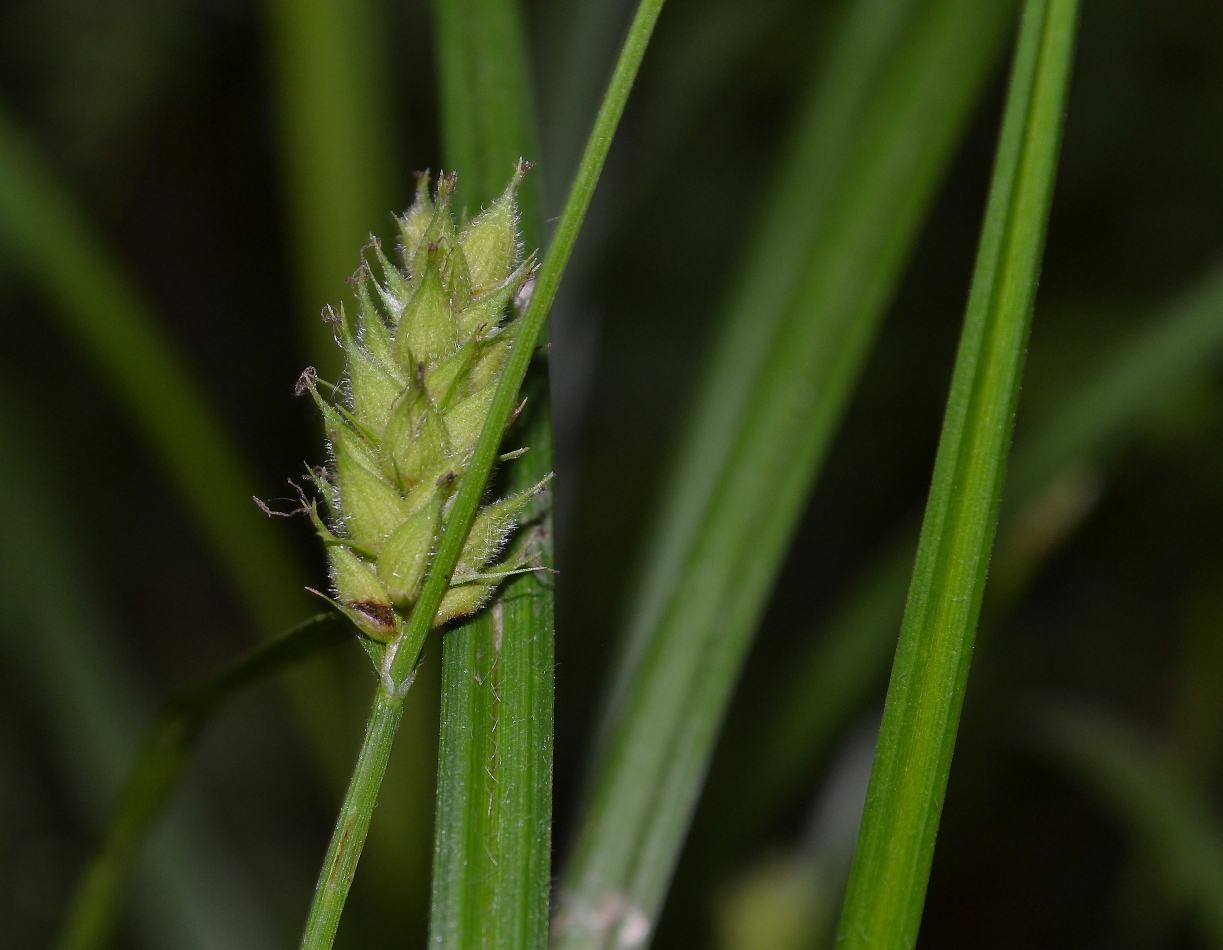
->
[836,0,1080,945]
[297,3,665,942]
[298,677,412,950]
[430,0,554,941]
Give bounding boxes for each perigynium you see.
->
[299,164,546,646]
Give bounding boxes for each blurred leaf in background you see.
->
[0,0,1222,947]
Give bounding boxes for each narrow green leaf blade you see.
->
[836,2,1080,946]
[428,0,554,945]
[555,2,1016,946]
[430,388,555,950]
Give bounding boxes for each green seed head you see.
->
[305,167,539,641]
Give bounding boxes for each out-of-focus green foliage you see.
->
[0,107,307,638]
[838,3,1080,943]
[0,393,277,950]
[1035,703,1223,948]
[1,0,1222,945]
[264,0,400,374]
[58,613,349,950]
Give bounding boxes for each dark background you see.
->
[1,0,1221,947]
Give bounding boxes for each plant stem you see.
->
[430,0,554,940]
[298,681,408,950]
[296,1,665,943]
[836,0,1080,945]
[554,1,1014,945]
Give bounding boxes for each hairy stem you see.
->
[295,1,666,944]
[298,678,411,949]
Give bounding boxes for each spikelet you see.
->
[303,166,544,642]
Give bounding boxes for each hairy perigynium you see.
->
[302,166,545,644]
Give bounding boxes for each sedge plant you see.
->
[18,0,1218,947]
[295,0,664,943]
[295,168,547,949]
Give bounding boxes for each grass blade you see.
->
[263,0,398,371]
[555,2,1015,946]
[297,2,665,945]
[0,393,277,950]
[1033,702,1223,948]
[57,613,349,950]
[835,2,1080,945]
[429,0,555,944]
[434,0,542,242]
[734,259,1223,852]
[430,398,556,950]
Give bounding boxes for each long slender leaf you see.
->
[429,0,555,944]
[262,0,398,373]
[57,613,350,950]
[430,393,556,950]
[0,393,277,950]
[836,2,1080,945]
[733,258,1223,855]
[555,3,1015,947]
[296,3,666,944]
[1034,702,1223,948]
